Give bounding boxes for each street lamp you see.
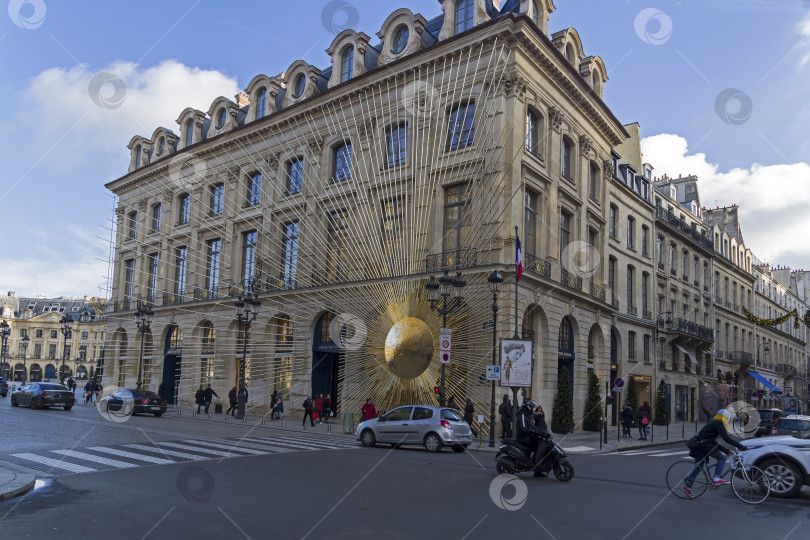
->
[0,320,10,379]
[21,335,30,385]
[487,270,504,447]
[235,291,261,420]
[425,270,466,406]
[756,342,770,367]
[77,344,87,380]
[60,314,74,384]
[135,303,154,391]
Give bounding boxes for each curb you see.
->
[0,474,36,502]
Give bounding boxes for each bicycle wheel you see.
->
[731,466,770,504]
[666,460,708,499]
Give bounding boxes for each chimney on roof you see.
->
[6,291,13,297]
[235,92,250,108]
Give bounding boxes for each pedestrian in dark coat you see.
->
[195,385,204,413]
[447,396,457,409]
[620,404,634,438]
[226,387,237,416]
[361,398,377,421]
[303,395,315,427]
[84,381,94,404]
[322,394,332,424]
[202,384,218,414]
[498,395,513,438]
[158,382,165,399]
[464,398,478,437]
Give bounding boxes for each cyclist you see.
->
[683,408,748,497]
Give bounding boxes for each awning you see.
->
[747,371,783,394]
[675,344,697,365]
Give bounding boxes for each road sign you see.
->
[613,387,625,393]
[441,351,451,364]
[440,328,452,352]
[614,377,625,388]
[486,366,500,380]
[751,391,759,401]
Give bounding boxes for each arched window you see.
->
[521,308,534,340]
[134,145,141,168]
[565,43,575,64]
[558,317,573,352]
[293,74,306,98]
[592,72,602,96]
[157,136,165,155]
[119,333,128,358]
[340,46,354,82]
[454,0,474,34]
[255,88,267,119]
[392,25,409,54]
[531,0,539,25]
[185,119,193,146]
[169,326,183,349]
[30,363,42,381]
[215,108,227,129]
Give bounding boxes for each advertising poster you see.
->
[500,339,533,387]
[783,397,798,414]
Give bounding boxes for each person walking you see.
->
[273,394,284,420]
[203,383,218,414]
[68,377,75,394]
[195,385,205,414]
[303,395,315,427]
[464,398,478,437]
[498,395,513,438]
[158,382,165,400]
[361,398,377,421]
[94,381,102,403]
[620,404,634,438]
[638,401,651,440]
[84,381,94,404]
[322,394,332,424]
[314,394,324,424]
[226,387,237,416]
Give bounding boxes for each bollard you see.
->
[328,424,332,434]
[282,420,286,428]
[242,416,246,424]
[651,422,654,443]
[666,422,669,440]
[209,413,212,419]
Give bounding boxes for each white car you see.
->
[742,435,810,498]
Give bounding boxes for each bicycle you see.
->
[665,449,770,504]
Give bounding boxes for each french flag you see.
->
[515,234,523,282]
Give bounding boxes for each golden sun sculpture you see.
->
[384,317,434,379]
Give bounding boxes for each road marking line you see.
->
[89,447,175,464]
[615,450,667,455]
[11,453,97,473]
[233,438,295,453]
[155,441,243,457]
[123,444,208,461]
[51,449,138,469]
[247,437,348,450]
[182,440,267,455]
[649,451,690,457]
[257,436,357,449]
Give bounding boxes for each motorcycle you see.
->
[495,428,574,482]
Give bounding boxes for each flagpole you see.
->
[514,225,519,339]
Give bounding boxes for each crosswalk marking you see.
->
[253,436,356,450]
[246,437,340,451]
[616,450,666,456]
[156,441,250,457]
[12,453,97,473]
[89,447,175,464]
[236,438,295,453]
[51,449,138,469]
[123,443,208,461]
[182,440,267,455]
[648,450,690,457]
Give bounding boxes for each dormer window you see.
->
[255,88,267,119]
[392,25,409,54]
[565,44,575,63]
[215,108,226,129]
[293,74,306,98]
[134,145,141,169]
[340,46,354,82]
[185,119,193,146]
[531,0,539,24]
[157,137,165,156]
[455,0,474,34]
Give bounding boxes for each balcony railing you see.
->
[525,253,551,279]
[628,305,637,315]
[725,301,731,309]
[733,304,739,312]
[694,280,700,287]
[655,207,715,250]
[775,364,798,376]
[425,248,479,272]
[658,262,665,270]
[669,318,714,341]
[670,268,677,276]
[589,282,606,302]
[682,274,689,281]
[193,288,218,301]
[560,268,582,291]
[728,351,753,365]
[162,293,185,306]
[643,310,652,320]
[611,298,619,309]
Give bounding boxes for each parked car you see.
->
[771,415,810,439]
[743,435,810,498]
[0,377,8,397]
[354,405,472,452]
[755,408,785,437]
[99,389,167,417]
[10,383,75,410]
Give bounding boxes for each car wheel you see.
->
[452,444,466,453]
[64,406,72,411]
[760,459,802,498]
[154,412,163,417]
[30,398,39,409]
[424,433,442,453]
[11,396,18,407]
[360,429,376,448]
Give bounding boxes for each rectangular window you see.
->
[609,205,617,238]
[127,212,137,240]
[35,329,42,338]
[669,243,675,271]
[628,331,636,360]
[206,239,221,294]
[454,0,474,33]
[643,334,651,363]
[329,211,349,280]
[641,226,649,256]
[524,190,538,255]
[210,184,224,215]
[19,328,27,338]
[175,247,187,297]
[81,331,88,340]
[287,159,303,195]
[151,204,161,233]
[283,222,299,288]
[64,345,71,360]
[33,343,42,359]
[589,162,598,201]
[49,344,57,359]
[446,103,475,151]
[442,183,471,254]
[124,259,134,300]
[627,266,634,309]
[682,251,689,277]
[147,253,158,300]
[627,217,635,248]
[242,230,257,287]
[381,199,403,256]
[526,110,541,156]
[178,194,190,225]
[386,125,408,168]
[608,257,616,304]
[657,236,663,264]
[642,272,649,314]
[50,330,58,339]
[559,210,571,263]
[333,143,352,182]
[693,258,699,282]
[561,137,573,179]
[247,173,261,206]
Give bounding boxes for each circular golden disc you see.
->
[384,317,434,379]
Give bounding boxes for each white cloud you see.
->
[801,11,810,66]
[642,133,810,268]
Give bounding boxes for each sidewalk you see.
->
[0,470,35,502]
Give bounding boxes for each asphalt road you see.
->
[1,402,808,539]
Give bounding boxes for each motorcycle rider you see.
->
[516,399,548,477]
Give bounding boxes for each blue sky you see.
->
[1,0,809,298]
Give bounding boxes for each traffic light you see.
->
[434,386,440,394]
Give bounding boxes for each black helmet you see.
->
[521,400,537,413]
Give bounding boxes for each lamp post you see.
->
[487,270,504,448]
[425,270,466,407]
[60,314,74,384]
[235,291,261,420]
[21,335,30,385]
[135,303,154,391]
[78,345,87,380]
[0,320,10,379]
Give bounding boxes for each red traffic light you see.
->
[434,386,440,394]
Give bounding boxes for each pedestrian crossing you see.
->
[608,448,690,458]
[8,434,360,477]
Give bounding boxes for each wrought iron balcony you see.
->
[628,305,637,315]
[162,293,185,306]
[643,310,652,320]
[193,287,218,301]
[725,300,731,309]
[728,351,753,365]
[425,248,479,273]
[668,318,714,341]
[733,304,739,312]
[589,282,606,302]
[560,268,582,291]
[775,363,798,376]
[682,274,689,281]
[694,280,700,287]
[670,268,677,276]
[655,207,715,250]
[611,298,619,309]
[525,253,551,279]
[658,262,665,270]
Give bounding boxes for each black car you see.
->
[0,377,8,397]
[100,389,167,417]
[755,408,785,437]
[11,383,75,410]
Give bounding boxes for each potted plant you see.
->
[653,379,669,425]
[551,367,575,434]
[582,369,603,431]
